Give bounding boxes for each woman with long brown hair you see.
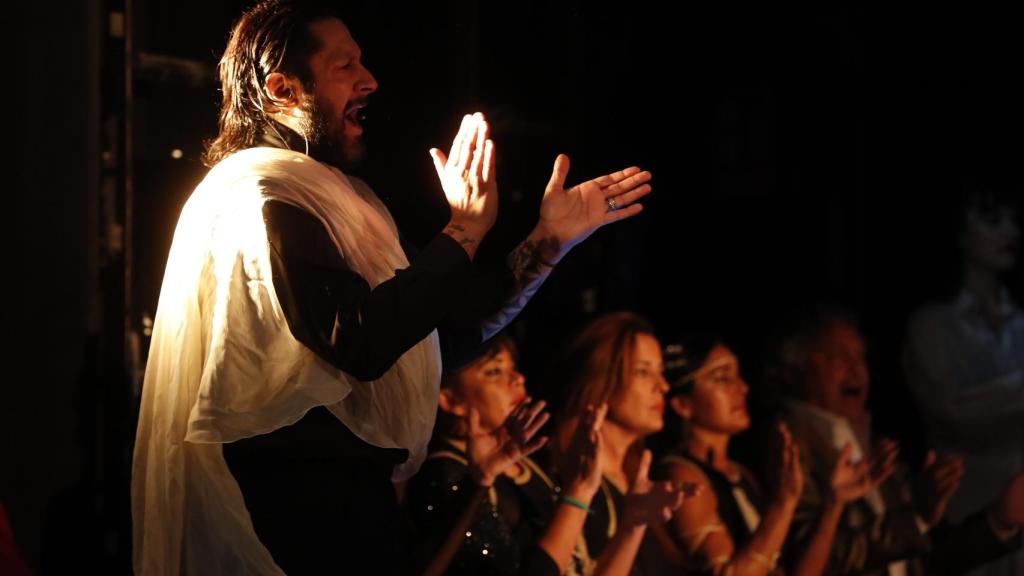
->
[549,312,690,575]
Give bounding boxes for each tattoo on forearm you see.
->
[509,237,559,278]
[480,237,561,340]
[444,224,478,247]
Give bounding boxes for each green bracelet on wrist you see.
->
[561,495,595,515]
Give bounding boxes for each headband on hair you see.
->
[672,353,738,388]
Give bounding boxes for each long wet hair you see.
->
[203,0,340,166]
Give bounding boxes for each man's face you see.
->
[803,321,870,424]
[300,18,378,169]
[962,203,1019,273]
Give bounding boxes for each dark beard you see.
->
[299,93,366,171]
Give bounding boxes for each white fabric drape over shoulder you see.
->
[131,147,441,575]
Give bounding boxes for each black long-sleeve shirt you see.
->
[263,199,476,381]
[407,440,560,576]
[222,129,513,575]
[256,120,508,380]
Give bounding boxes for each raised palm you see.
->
[830,440,897,503]
[561,403,607,499]
[775,423,804,503]
[466,399,549,486]
[538,154,652,253]
[429,113,498,232]
[622,449,687,529]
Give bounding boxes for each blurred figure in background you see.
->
[904,180,1024,576]
[778,310,1022,575]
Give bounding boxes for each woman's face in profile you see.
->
[451,346,527,433]
[608,333,669,437]
[962,203,1019,273]
[671,345,751,437]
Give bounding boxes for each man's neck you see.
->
[261,120,309,155]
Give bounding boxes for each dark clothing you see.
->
[223,196,475,575]
[258,200,476,381]
[927,512,1024,576]
[585,478,650,576]
[222,130,513,574]
[528,448,644,576]
[406,439,560,576]
[659,450,763,551]
[253,119,507,379]
[223,406,407,575]
[584,479,626,562]
[783,407,1021,576]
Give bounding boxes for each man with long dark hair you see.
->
[131,1,654,574]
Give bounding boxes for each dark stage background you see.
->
[7,1,1023,572]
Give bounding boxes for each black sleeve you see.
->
[518,545,560,576]
[405,455,500,575]
[435,253,509,371]
[405,456,479,540]
[263,200,474,381]
[926,509,1022,575]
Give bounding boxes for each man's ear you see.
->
[264,72,303,115]
[439,388,467,417]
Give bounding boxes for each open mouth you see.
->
[344,103,366,133]
[841,386,863,398]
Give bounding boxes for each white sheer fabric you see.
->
[132,148,441,575]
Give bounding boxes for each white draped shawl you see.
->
[131,147,441,575]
